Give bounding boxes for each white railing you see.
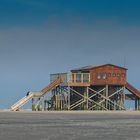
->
[11,93,34,110]
[50,72,90,84]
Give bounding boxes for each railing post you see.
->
[81,73,83,83]
[67,87,71,110]
[89,73,90,83]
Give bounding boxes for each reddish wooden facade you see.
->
[90,64,127,85]
[71,64,127,86]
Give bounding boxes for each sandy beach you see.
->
[0,111,140,140]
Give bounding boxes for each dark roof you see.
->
[71,64,127,71]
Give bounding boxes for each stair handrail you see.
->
[40,77,63,96]
[11,94,34,110]
[11,96,28,108]
[126,82,140,98]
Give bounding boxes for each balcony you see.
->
[50,72,90,86]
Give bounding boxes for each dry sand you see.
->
[0,111,140,140]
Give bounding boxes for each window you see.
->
[102,73,107,79]
[71,73,75,82]
[97,73,101,79]
[117,73,120,77]
[83,73,90,83]
[76,73,81,83]
[107,73,111,77]
[112,73,116,77]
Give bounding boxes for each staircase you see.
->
[40,77,63,96]
[126,82,140,98]
[11,77,63,111]
[11,93,34,111]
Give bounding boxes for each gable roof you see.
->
[71,64,127,72]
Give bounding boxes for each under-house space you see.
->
[11,64,140,111]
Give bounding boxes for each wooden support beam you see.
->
[138,99,140,110]
[70,87,106,110]
[135,99,138,110]
[68,87,70,110]
[44,100,47,111]
[70,87,108,110]
[89,87,125,110]
[106,85,108,109]
[32,98,36,111]
[87,87,89,110]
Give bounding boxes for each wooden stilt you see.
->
[32,98,36,111]
[87,87,89,110]
[106,85,108,110]
[135,99,138,110]
[68,87,70,110]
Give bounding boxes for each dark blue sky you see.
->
[0,0,140,109]
[0,0,140,27]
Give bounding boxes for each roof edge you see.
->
[71,64,128,71]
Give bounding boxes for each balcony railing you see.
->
[50,72,90,84]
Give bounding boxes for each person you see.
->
[26,91,30,96]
